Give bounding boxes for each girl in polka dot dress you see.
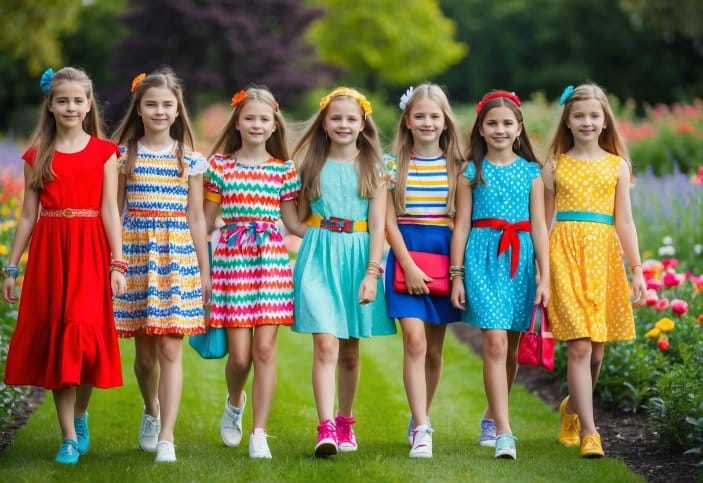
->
[450,91,550,460]
[542,83,646,458]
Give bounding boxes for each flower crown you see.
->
[319,87,372,118]
[40,68,54,94]
[131,73,146,92]
[398,86,414,111]
[475,91,521,114]
[559,85,575,105]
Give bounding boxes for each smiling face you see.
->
[48,81,92,131]
[566,98,606,144]
[323,97,364,147]
[405,96,445,147]
[138,86,179,136]
[479,105,522,154]
[235,100,277,147]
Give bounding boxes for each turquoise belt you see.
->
[556,211,613,225]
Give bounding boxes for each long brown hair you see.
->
[209,86,289,161]
[112,67,195,177]
[547,82,631,179]
[29,67,104,190]
[293,87,384,203]
[391,83,464,215]
[465,91,539,187]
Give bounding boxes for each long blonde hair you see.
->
[547,82,631,179]
[391,83,463,215]
[112,67,195,178]
[29,67,104,190]
[209,86,289,161]
[293,87,383,203]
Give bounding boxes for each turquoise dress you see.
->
[293,160,396,339]
[462,158,540,331]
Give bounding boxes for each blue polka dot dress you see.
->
[461,158,540,331]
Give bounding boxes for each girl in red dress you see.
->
[2,67,126,464]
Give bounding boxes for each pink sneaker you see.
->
[314,419,338,458]
[335,415,358,452]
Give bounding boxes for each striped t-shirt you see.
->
[385,153,451,226]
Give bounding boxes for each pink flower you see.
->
[645,289,659,305]
[662,258,679,270]
[663,270,683,287]
[671,299,688,315]
[655,298,670,311]
[647,279,664,291]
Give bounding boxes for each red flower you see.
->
[647,279,663,291]
[661,258,679,270]
[698,315,703,324]
[671,299,688,315]
[230,90,248,107]
[645,289,659,305]
[655,298,670,311]
[663,270,682,287]
[657,335,669,351]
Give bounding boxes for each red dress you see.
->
[4,137,123,390]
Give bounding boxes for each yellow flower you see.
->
[319,87,373,118]
[0,206,9,217]
[644,327,661,340]
[655,317,675,332]
[0,244,8,256]
[20,252,28,264]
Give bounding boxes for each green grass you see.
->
[0,329,641,482]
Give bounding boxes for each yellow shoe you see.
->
[580,433,605,458]
[557,396,581,447]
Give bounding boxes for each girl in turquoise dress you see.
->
[450,91,550,460]
[292,87,395,458]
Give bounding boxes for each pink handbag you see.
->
[394,251,450,296]
[518,304,555,371]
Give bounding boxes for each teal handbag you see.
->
[189,242,228,359]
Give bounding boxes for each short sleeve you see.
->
[99,138,119,163]
[204,154,225,203]
[463,161,477,182]
[21,146,38,166]
[527,160,541,180]
[187,151,208,176]
[384,153,398,190]
[280,159,301,201]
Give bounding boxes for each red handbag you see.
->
[393,251,450,296]
[517,304,555,371]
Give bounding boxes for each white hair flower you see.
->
[399,86,414,111]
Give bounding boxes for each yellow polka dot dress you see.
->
[548,153,635,342]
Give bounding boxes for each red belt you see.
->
[472,218,531,278]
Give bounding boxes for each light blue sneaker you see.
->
[479,418,496,447]
[494,433,517,459]
[55,439,79,464]
[407,416,431,446]
[74,412,90,455]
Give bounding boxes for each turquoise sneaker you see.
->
[479,418,496,447]
[55,439,79,464]
[74,412,90,455]
[494,433,517,459]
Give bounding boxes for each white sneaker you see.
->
[220,392,246,447]
[249,428,272,459]
[138,407,161,452]
[409,424,433,458]
[155,440,176,463]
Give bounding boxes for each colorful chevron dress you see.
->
[205,155,300,327]
[114,143,207,336]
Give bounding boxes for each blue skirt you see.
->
[384,224,461,324]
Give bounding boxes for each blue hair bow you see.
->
[559,85,574,105]
[40,68,54,94]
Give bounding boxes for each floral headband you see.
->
[398,86,414,111]
[319,87,373,118]
[475,91,521,114]
[40,68,54,94]
[131,73,146,92]
[559,85,575,105]
[230,89,279,111]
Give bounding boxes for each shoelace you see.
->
[75,419,87,438]
[335,416,355,442]
[317,420,337,440]
[565,415,579,432]
[412,426,434,447]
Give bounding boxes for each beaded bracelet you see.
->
[367,261,384,273]
[449,265,465,281]
[2,265,19,279]
[109,260,128,275]
[366,261,383,280]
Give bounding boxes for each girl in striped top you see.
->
[384,83,464,458]
[113,68,211,463]
[203,87,306,459]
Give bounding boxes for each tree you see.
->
[106,0,324,123]
[307,0,466,91]
[619,0,703,42]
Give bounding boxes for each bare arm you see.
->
[450,175,472,310]
[117,171,127,218]
[541,164,556,229]
[101,155,126,297]
[529,175,550,306]
[203,199,220,235]
[358,185,387,304]
[280,199,308,238]
[2,164,40,303]
[614,160,646,308]
[296,195,310,224]
[187,174,211,303]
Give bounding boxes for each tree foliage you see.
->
[619,0,703,40]
[307,0,466,90]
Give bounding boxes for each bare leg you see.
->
[337,338,360,417]
[134,335,160,417]
[53,388,77,441]
[156,334,183,442]
[424,324,447,415]
[482,329,511,435]
[400,317,429,427]
[484,330,520,420]
[312,333,339,422]
[251,325,279,430]
[225,327,253,408]
[566,338,601,437]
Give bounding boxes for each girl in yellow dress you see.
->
[542,83,646,458]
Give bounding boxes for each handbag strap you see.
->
[526,304,539,333]
[538,303,551,335]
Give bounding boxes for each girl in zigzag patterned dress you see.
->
[203,87,307,459]
[113,68,211,463]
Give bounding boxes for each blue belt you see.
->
[556,211,613,225]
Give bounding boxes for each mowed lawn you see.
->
[0,328,641,482]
